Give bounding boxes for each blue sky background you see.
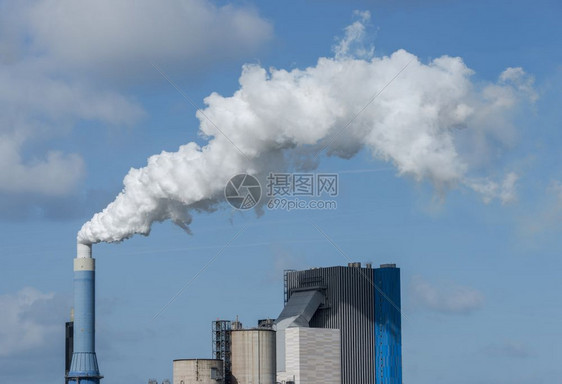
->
[0,0,561,383]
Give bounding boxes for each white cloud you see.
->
[0,287,65,357]
[0,63,144,124]
[485,340,532,359]
[410,275,484,314]
[467,172,519,205]
[548,179,562,202]
[333,10,374,60]
[0,0,271,204]
[499,67,538,103]
[0,141,84,196]
[267,245,309,282]
[521,179,562,235]
[8,0,272,80]
[0,63,144,196]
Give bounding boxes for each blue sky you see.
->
[0,0,561,383]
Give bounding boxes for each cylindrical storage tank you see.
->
[231,329,276,384]
[173,359,223,384]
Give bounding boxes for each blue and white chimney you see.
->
[67,243,102,384]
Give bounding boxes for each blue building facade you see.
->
[374,265,402,384]
[282,263,402,384]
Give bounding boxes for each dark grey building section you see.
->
[276,289,325,327]
[285,265,375,384]
[65,321,73,384]
[212,320,232,384]
[283,263,401,384]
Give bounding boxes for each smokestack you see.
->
[66,243,102,384]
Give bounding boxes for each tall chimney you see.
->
[66,243,102,384]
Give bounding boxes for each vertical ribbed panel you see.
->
[286,266,376,384]
[283,327,341,384]
[286,265,402,384]
[69,352,100,373]
[374,267,402,384]
[65,321,74,380]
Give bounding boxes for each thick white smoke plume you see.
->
[77,15,534,244]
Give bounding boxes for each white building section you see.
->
[277,327,341,384]
[173,359,223,384]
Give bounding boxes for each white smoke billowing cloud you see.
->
[78,14,535,244]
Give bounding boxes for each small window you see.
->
[211,367,219,380]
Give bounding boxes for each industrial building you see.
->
[173,320,277,384]
[177,263,401,384]
[277,326,341,384]
[64,258,401,384]
[276,263,402,384]
[173,359,223,384]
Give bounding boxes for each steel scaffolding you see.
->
[212,320,232,384]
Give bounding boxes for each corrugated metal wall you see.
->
[65,321,74,383]
[286,266,375,384]
[286,265,401,384]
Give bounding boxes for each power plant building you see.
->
[64,250,401,384]
[276,263,402,384]
[173,359,223,384]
